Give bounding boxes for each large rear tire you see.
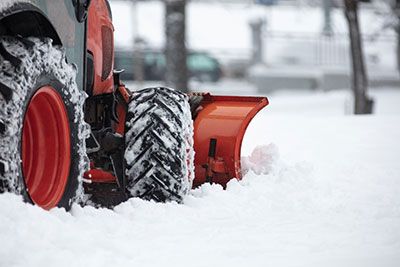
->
[0,37,89,210]
[124,87,194,202]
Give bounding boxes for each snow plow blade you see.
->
[192,94,268,187]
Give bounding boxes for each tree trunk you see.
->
[165,0,188,93]
[249,18,265,65]
[133,38,145,83]
[322,0,333,36]
[394,0,400,77]
[397,28,400,77]
[344,0,373,114]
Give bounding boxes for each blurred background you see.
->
[109,0,400,100]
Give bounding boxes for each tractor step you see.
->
[84,182,127,208]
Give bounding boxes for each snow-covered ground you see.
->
[1,86,400,267]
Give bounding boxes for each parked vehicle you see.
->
[115,49,222,82]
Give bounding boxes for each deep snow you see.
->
[1,87,400,267]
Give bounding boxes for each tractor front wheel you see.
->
[124,87,194,203]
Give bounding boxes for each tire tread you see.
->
[125,87,193,203]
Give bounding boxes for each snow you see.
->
[0,0,33,11]
[1,85,400,266]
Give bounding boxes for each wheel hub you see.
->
[21,86,71,209]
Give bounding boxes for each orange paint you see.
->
[87,0,114,95]
[22,86,71,209]
[84,169,116,183]
[193,95,268,187]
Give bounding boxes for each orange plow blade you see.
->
[192,94,268,187]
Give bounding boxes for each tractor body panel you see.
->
[87,0,114,96]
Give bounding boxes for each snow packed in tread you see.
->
[124,87,194,203]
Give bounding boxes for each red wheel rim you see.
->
[22,86,71,209]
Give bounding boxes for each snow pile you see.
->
[242,143,280,175]
[1,88,400,266]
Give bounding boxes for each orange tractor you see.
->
[0,0,267,209]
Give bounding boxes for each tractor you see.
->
[0,0,268,209]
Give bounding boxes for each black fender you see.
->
[0,2,61,45]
